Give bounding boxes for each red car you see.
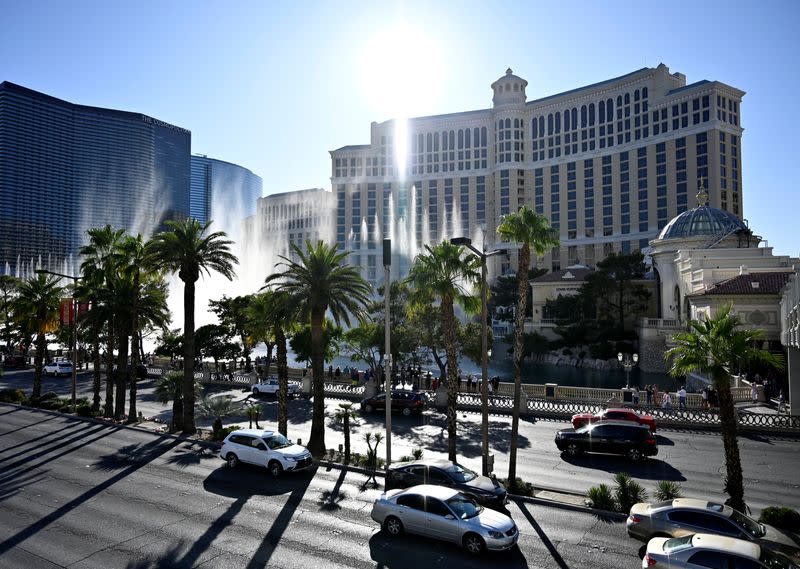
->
[571,408,657,432]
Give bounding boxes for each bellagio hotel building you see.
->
[330,64,744,288]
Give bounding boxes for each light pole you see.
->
[617,351,639,389]
[383,238,392,468]
[450,236,506,476]
[35,269,79,413]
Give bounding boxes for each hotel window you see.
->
[476,176,486,223]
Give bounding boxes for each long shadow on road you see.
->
[515,500,570,569]
[559,453,686,481]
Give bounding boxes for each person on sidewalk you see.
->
[632,386,640,406]
[661,391,672,411]
[751,383,759,404]
[701,386,709,409]
[678,386,687,410]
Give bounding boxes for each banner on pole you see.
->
[60,298,75,326]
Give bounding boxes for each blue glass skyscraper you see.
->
[0,81,191,276]
[189,155,262,226]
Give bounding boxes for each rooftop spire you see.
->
[696,177,709,207]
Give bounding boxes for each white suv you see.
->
[219,429,313,477]
[251,378,300,397]
[44,361,74,377]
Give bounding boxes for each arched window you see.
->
[634,89,640,102]
[581,105,587,128]
[433,132,439,151]
[449,130,455,149]
[505,83,510,92]
[642,87,648,99]
[599,100,605,123]
[617,95,623,107]
[588,103,595,126]
[606,99,613,122]
[441,131,448,150]
[539,116,545,136]
[548,113,553,135]
[505,118,511,129]
[555,112,561,133]
[458,129,464,149]
[564,110,570,131]
[481,127,487,146]
[426,133,432,152]
[624,92,630,105]
[513,83,519,92]
[465,128,471,148]
[474,127,480,146]
[571,108,577,127]
[532,118,537,138]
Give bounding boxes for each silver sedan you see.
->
[370,484,519,554]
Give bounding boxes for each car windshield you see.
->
[662,535,694,554]
[266,434,292,449]
[759,549,797,569]
[731,509,765,537]
[446,463,478,483]
[446,495,482,519]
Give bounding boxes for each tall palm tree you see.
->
[148,218,238,435]
[265,240,371,457]
[497,205,559,488]
[247,290,295,437]
[406,241,480,462]
[80,225,126,416]
[0,275,20,352]
[13,275,62,401]
[665,305,783,512]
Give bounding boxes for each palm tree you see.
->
[13,275,62,401]
[80,225,126,416]
[198,395,241,439]
[0,275,20,352]
[148,218,238,435]
[247,291,295,437]
[154,370,201,433]
[334,403,359,464]
[265,240,372,457]
[497,205,559,488]
[406,242,480,462]
[665,305,783,512]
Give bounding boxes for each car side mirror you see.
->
[444,514,455,520]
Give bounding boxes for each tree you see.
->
[497,205,560,489]
[489,268,547,321]
[665,306,784,512]
[459,321,493,367]
[198,395,241,439]
[154,328,183,365]
[195,323,239,370]
[148,218,238,435]
[406,241,480,462]
[0,275,20,353]
[583,251,650,333]
[13,274,62,401]
[265,240,372,457]
[334,403,359,464]
[342,322,383,376]
[209,295,254,370]
[154,370,200,433]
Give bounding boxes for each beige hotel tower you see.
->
[331,64,744,288]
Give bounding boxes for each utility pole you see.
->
[383,238,392,468]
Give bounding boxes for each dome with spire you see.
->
[491,68,528,108]
[657,205,750,241]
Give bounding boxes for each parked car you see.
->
[642,533,799,569]
[251,378,299,397]
[571,408,657,432]
[628,498,800,562]
[360,390,426,416]
[555,421,658,461]
[370,484,519,554]
[385,459,508,509]
[219,428,312,477]
[43,361,74,377]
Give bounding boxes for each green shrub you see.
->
[759,507,800,533]
[0,388,27,404]
[654,481,683,502]
[411,448,424,460]
[212,426,238,442]
[500,477,535,497]
[586,484,616,511]
[614,472,648,513]
[38,397,69,411]
[76,403,94,417]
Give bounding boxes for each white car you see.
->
[370,484,519,554]
[219,428,312,477]
[251,378,299,397]
[44,361,73,377]
[643,533,799,568]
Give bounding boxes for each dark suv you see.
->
[360,390,426,416]
[555,421,658,461]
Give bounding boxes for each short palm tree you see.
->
[497,205,559,488]
[665,305,784,512]
[334,402,359,464]
[148,218,238,435]
[154,370,201,433]
[13,274,62,401]
[265,240,372,457]
[406,241,480,462]
[198,395,241,439]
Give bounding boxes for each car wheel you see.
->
[252,387,260,395]
[566,442,582,457]
[627,447,643,461]
[402,407,411,417]
[268,460,283,478]
[384,516,403,536]
[365,404,374,413]
[226,453,239,468]
[463,533,485,555]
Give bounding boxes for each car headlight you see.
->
[487,531,504,539]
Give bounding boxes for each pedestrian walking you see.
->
[701,386,709,409]
[632,386,640,406]
[425,372,431,391]
[678,386,687,410]
[645,384,652,405]
[652,385,660,407]
[661,391,672,410]
[487,381,494,405]
[751,383,759,404]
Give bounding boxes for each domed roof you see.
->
[657,205,750,241]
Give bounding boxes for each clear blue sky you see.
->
[1,0,798,256]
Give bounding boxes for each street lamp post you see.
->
[617,351,639,389]
[35,269,79,413]
[450,236,506,476]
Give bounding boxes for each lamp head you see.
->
[617,352,623,362]
[633,353,639,363]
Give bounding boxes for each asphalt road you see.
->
[4,368,800,514]
[0,404,643,568]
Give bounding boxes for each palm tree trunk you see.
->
[343,415,351,464]
[716,370,746,511]
[115,331,128,420]
[441,297,459,462]
[171,391,183,433]
[276,327,288,437]
[104,318,115,417]
[128,273,140,423]
[508,243,531,488]
[92,340,101,412]
[264,343,274,378]
[182,279,197,435]
[32,331,45,401]
[307,309,326,457]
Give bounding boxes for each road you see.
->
[4,368,800,513]
[0,404,642,568]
